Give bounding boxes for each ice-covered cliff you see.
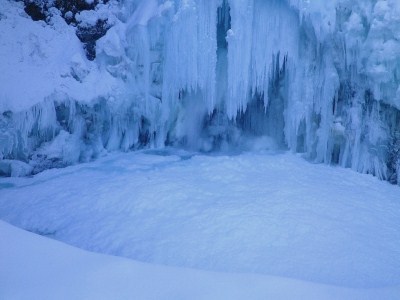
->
[0,0,399,184]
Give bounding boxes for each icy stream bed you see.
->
[0,150,400,289]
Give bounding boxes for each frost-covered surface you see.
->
[2,221,400,300]
[1,0,400,183]
[1,150,399,291]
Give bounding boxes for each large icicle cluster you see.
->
[156,0,400,183]
[1,0,400,184]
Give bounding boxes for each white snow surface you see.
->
[1,150,400,298]
[1,220,399,300]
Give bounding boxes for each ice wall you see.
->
[1,0,400,184]
[157,0,400,183]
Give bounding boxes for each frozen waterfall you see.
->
[0,0,399,184]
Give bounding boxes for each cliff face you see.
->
[1,0,400,184]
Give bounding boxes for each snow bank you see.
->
[1,215,399,299]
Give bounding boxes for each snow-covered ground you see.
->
[1,150,400,298]
[1,220,399,300]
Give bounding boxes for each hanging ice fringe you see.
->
[1,0,400,183]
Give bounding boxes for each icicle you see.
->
[162,0,199,103]
[196,0,219,112]
[226,0,254,118]
[251,0,299,106]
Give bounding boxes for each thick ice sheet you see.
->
[1,151,399,290]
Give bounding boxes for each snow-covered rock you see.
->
[0,159,33,177]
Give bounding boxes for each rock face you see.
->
[76,19,110,61]
[23,0,102,22]
[23,0,47,21]
[22,0,111,60]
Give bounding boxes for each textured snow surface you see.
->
[2,221,400,300]
[1,151,399,291]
